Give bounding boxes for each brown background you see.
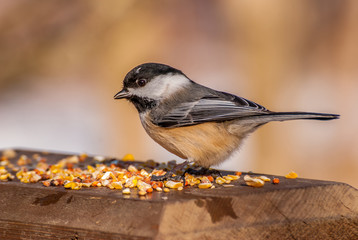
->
[0,0,357,188]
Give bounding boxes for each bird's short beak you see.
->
[114,89,132,99]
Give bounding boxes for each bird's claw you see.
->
[150,171,182,182]
[184,167,223,177]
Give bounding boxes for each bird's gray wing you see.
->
[153,93,270,128]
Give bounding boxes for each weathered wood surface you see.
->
[0,149,357,240]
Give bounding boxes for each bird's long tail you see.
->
[238,112,340,124]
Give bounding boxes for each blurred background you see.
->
[0,0,357,188]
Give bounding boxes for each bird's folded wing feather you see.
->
[153,94,269,128]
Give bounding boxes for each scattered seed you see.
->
[273,178,280,184]
[198,183,212,189]
[122,188,131,194]
[285,171,298,179]
[138,190,147,196]
[244,175,265,188]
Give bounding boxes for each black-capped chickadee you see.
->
[114,63,339,173]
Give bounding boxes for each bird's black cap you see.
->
[122,63,184,89]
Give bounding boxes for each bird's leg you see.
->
[151,160,190,181]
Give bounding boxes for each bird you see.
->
[114,63,339,178]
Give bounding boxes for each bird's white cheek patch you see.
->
[156,74,190,98]
[128,74,190,100]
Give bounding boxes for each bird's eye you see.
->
[136,79,147,87]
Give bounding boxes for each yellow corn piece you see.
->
[198,183,213,189]
[223,175,234,181]
[64,181,73,188]
[0,173,10,181]
[165,181,183,189]
[258,176,271,182]
[246,179,264,187]
[72,183,82,190]
[285,171,298,179]
[82,182,92,188]
[244,175,265,188]
[122,154,134,161]
[215,177,226,185]
[87,165,95,172]
[111,181,123,189]
[227,174,240,180]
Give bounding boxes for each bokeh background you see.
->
[1,0,357,188]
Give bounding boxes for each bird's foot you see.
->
[183,167,223,178]
[150,171,182,181]
[150,160,190,182]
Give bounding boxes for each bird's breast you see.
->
[139,112,244,167]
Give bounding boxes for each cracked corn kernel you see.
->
[215,177,226,185]
[122,188,131,194]
[124,176,137,188]
[273,178,280,184]
[0,166,6,174]
[198,183,212,189]
[138,190,147,196]
[82,182,92,188]
[87,165,95,172]
[42,180,51,187]
[111,181,123,190]
[244,175,265,188]
[64,181,82,190]
[127,165,138,173]
[227,175,240,180]
[163,187,170,193]
[101,171,111,180]
[165,181,183,189]
[137,180,152,192]
[206,176,214,182]
[140,169,149,177]
[122,154,134,161]
[0,173,12,181]
[246,178,264,187]
[258,176,271,182]
[223,175,234,181]
[285,171,298,179]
